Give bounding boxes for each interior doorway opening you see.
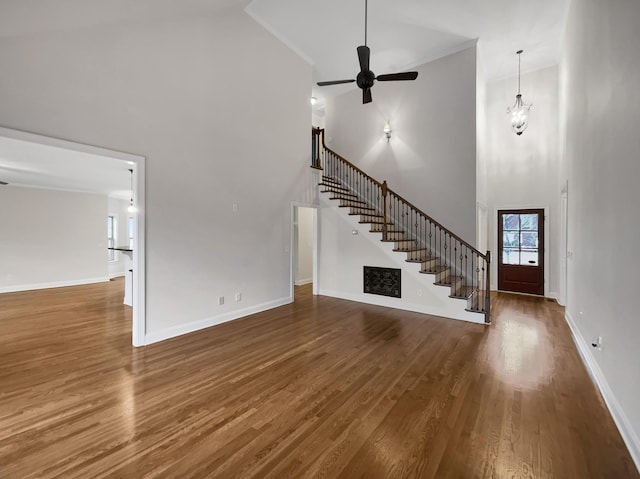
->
[292,205,318,300]
[0,127,146,346]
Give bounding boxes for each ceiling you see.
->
[246,0,570,106]
[0,136,133,198]
[0,0,569,191]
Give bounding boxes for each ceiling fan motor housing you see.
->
[357,70,375,89]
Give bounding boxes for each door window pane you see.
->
[520,214,538,230]
[521,250,538,265]
[503,232,519,247]
[503,214,519,231]
[521,231,538,248]
[503,248,520,265]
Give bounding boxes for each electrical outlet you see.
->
[232,203,239,213]
[218,296,224,306]
[235,292,241,302]
[417,289,423,297]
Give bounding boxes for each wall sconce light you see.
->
[383,122,392,142]
[507,50,532,135]
[127,168,137,214]
[310,96,318,106]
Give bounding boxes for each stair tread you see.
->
[322,176,340,183]
[405,256,437,263]
[319,183,350,191]
[419,265,450,274]
[334,198,367,205]
[321,190,358,198]
[450,286,475,299]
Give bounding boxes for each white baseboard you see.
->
[109,272,126,279]
[565,312,640,473]
[0,277,110,294]
[144,296,293,345]
[294,278,312,286]
[317,289,485,324]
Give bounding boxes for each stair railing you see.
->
[311,127,491,322]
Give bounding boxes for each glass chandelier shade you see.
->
[507,50,532,136]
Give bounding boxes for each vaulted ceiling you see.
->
[247,0,570,103]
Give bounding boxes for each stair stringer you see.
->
[316,194,484,324]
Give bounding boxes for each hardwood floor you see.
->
[0,280,637,478]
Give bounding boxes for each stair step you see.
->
[339,205,375,211]
[336,198,368,206]
[406,255,437,263]
[393,246,424,253]
[450,286,474,300]
[419,264,449,275]
[321,190,358,198]
[322,176,341,184]
[435,274,464,288]
[319,183,350,192]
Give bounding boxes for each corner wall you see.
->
[561,0,640,469]
[485,66,560,296]
[0,6,312,340]
[325,46,478,246]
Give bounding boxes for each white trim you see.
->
[144,296,292,345]
[318,289,486,325]
[0,126,146,348]
[109,272,126,279]
[294,278,312,286]
[0,277,109,294]
[565,312,640,473]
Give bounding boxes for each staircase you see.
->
[311,127,491,323]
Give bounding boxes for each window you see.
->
[107,216,116,261]
[501,213,539,266]
[128,217,134,250]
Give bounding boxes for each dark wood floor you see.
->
[0,279,637,478]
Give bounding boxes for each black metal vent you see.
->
[363,266,401,298]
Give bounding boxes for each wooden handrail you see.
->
[314,127,486,261]
[386,186,487,260]
[312,127,491,322]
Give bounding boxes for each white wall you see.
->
[295,207,313,285]
[561,0,640,467]
[317,195,483,324]
[0,6,312,340]
[325,46,478,246]
[485,66,560,296]
[0,186,108,292]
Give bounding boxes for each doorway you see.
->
[0,126,146,346]
[498,209,544,295]
[292,205,317,299]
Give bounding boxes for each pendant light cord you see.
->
[516,50,523,95]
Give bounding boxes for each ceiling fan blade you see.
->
[317,79,356,86]
[363,88,372,104]
[376,72,419,82]
[357,45,370,72]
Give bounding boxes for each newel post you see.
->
[382,181,388,241]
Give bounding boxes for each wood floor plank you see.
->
[0,280,637,478]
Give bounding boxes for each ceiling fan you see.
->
[317,0,418,104]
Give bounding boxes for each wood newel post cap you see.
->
[382,180,388,195]
[486,250,491,262]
